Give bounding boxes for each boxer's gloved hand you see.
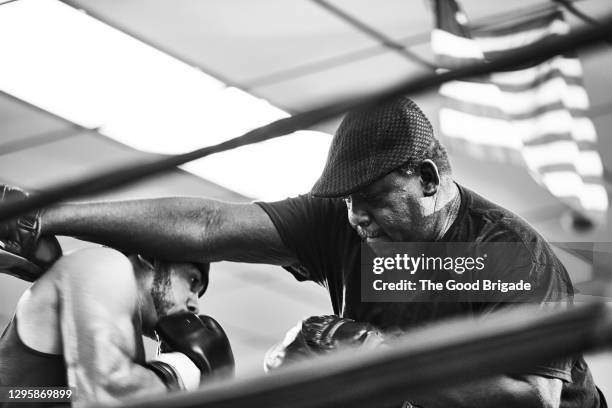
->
[301,315,384,350]
[0,185,62,281]
[264,315,385,371]
[155,313,235,385]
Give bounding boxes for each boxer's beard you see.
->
[150,269,174,318]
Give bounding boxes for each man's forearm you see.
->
[41,198,214,262]
[71,362,168,407]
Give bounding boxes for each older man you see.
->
[0,97,605,407]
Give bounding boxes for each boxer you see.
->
[0,247,234,407]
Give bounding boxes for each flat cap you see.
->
[311,96,435,197]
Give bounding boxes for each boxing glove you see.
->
[264,315,385,371]
[155,313,234,382]
[0,185,62,281]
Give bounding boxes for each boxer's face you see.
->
[344,169,437,243]
[134,257,204,336]
[149,261,203,317]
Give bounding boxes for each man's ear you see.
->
[419,159,440,197]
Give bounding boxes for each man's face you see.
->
[133,256,205,337]
[149,260,204,318]
[344,171,434,243]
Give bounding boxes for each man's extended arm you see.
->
[42,197,297,265]
[57,248,168,405]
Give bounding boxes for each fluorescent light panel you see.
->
[0,0,330,200]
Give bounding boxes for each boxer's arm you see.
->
[42,198,296,265]
[57,248,167,405]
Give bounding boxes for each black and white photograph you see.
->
[0,0,611,407]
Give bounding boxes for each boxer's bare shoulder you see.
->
[16,247,138,355]
[49,247,135,287]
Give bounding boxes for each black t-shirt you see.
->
[257,183,603,408]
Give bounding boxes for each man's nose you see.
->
[187,296,199,314]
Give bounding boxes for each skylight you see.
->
[0,0,330,199]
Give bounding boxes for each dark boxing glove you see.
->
[0,185,62,281]
[264,315,385,371]
[154,313,234,385]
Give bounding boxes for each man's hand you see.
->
[264,315,385,371]
[0,185,62,281]
[152,313,235,389]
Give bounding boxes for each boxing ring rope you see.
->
[108,302,612,408]
[1,12,612,222]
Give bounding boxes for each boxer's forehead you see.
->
[131,255,208,296]
[157,260,209,297]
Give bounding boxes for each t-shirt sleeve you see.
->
[255,195,349,286]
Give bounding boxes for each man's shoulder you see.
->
[458,185,556,263]
[16,248,138,351]
[460,185,541,240]
[458,186,573,302]
[48,248,139,308]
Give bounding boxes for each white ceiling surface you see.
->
[1,0,612,380]
[0,0,332,200]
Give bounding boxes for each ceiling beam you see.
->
[310,0,436,70]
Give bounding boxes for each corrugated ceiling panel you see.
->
[67,0,383,85]
[253,52,427,111]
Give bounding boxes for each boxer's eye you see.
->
[190,275,202,293]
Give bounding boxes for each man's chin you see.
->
[365,235,392,244]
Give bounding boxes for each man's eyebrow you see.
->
[344,186,382,202]
[356,188,382,198]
